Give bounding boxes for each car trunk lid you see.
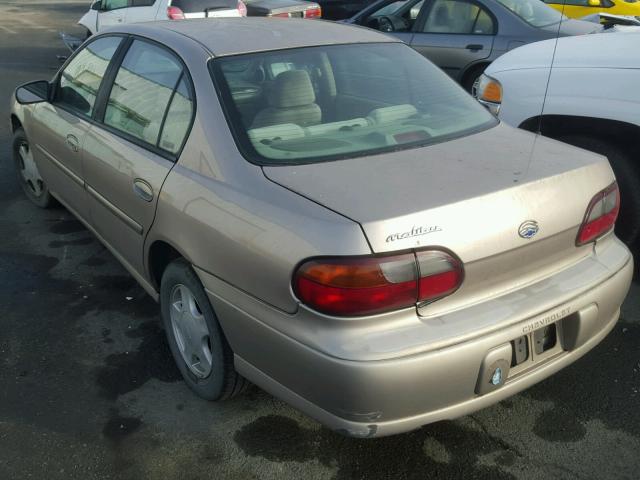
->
[263,124,615,316]
[170,0,239,17]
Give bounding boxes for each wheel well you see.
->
[148,241,182,290]
[461,62,490,88]
[10,115,22,133]
[519,115,640,159]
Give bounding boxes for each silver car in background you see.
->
[10,19,633,437]
[346,0,601,91]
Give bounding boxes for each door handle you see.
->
[466,44,484,51]
[66,134,79,152]
[133,179,154,202]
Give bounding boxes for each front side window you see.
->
[211,43,495,165]
[495,0,565,27]
[104,40,184,147]
[57,36,122,116]
[365,0,424,32]
[103,0,128,10]
[422,0,495,34]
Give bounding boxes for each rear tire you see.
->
[12,128,54,208]
[160,258,248,400]
[557,135,640,250]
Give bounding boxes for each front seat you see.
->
[252,70,322,129]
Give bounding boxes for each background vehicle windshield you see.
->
[496,0,565,27]
[211,42,495,165]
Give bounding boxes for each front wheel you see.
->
[12,128,54,208]
[160,258,248,400]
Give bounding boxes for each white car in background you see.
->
[476,32,640,255]
[79,0,245,36]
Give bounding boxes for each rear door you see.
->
[169,0,240,17]
[97,0,128,30]
[82,38,195,274]
[28,36,124,221]
[410,0,495,81]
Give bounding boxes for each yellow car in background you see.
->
[544,0,640,19]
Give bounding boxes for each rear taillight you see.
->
[293,250,463,317]
[304,6,322,18]
[576,181,620,246]
[167,6,185,19]
[237,0,247,16]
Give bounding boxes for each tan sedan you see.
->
[10,18,633,437]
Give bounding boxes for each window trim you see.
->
[414,0,498,36]
[95,34,197,162]
[50,33,196,162]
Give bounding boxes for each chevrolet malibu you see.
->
[9,19,633,437]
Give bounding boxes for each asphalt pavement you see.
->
[0,2,639,479]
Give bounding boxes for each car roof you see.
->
[117,18,399,57]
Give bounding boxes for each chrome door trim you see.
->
[86,183,144,235]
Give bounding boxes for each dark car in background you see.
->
[346,0,601,92]
[310,0,371,19]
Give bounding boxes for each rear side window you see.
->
[131,0,156,6]
[103,0,128,10]
[159,78,194,154]
[57,36,122,116]
[103,40,192,153]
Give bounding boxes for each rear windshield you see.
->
[170,0,237,12]
[210,42,496,166]
[495,0,565,28]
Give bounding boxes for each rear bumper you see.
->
[198,237,633,437]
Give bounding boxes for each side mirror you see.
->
[588,0,601,6]
[15,80,51,105]
[91,0,103,11]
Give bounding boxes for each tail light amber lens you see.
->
[576,182,620,246]
[294,250,463,317]
[304,6,322,18]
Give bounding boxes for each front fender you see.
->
[78,10,97,34]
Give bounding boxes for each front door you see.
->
[410,0,495,82]
[28,36,124,220]
[97,0,128,31]
[83,38,194,275]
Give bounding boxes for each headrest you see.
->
[269,70,316,109]
[367,105,418,125]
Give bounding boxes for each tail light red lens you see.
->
[576,182,620,246]
[293,250,463,317]
[416,251,463,303]
[304,6,322,18]
[237,0,247,17]
[167,6,185,19]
